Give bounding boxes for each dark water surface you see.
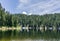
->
[0,30,60,41]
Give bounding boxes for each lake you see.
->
[0,30,60,41]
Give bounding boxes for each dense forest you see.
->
[0,3,60,28]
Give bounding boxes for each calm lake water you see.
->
[0,30,60,41]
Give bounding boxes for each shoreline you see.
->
[0,27,20,31]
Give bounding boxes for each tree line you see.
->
[0,3,18,27]
[0,3,60,28]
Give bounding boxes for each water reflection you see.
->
[0,30,60,41]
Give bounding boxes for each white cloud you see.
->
[17,0,60,15]
[28,13,32,15]
[17,0,30,9]
[27,0,60,15]
[22,11,27,14]
[19,0,29,4]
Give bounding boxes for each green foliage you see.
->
[0,3,60,28]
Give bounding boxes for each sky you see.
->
[0,0,60,15]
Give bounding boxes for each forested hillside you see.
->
[0,3,60,28]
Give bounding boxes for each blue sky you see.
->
[0,0,60,15]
